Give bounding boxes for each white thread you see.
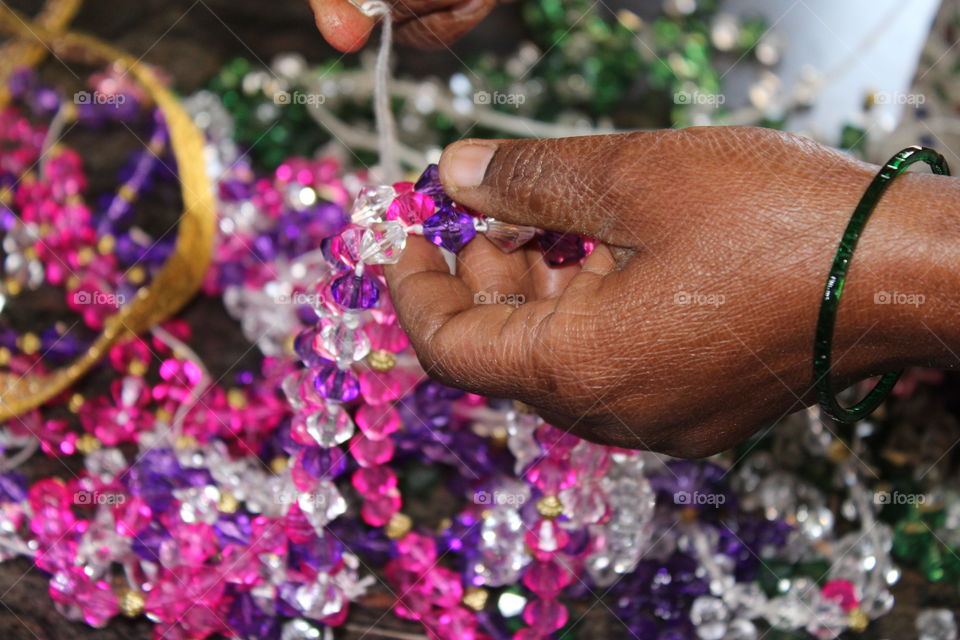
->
[353,0,400,182]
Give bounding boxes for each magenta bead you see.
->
[360,488,401,526]
[386,191,435,225]
[395,532,438,573]
[352,466,398,495]
[352,434,395,466]
[524,518,570,559]
[521,560,570,598]
[821,579,859,611]
[356,404,401,440]
[522,598,569,632]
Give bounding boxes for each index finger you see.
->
[383,236,555,399]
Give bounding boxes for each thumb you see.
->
[437,133,654,245]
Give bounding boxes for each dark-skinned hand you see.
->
[383,127,960,457]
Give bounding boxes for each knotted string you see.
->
[351,0,401,182]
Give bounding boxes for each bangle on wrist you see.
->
[813,146,950,423]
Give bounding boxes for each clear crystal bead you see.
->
[281,619,322,640]
[483,218,537,253]
[298,479,347,531]
[305,404,355,447]
[351,185,396,225]
[723,619,757,640]
[360,221,407,264]
[917,609,958,640]
[294,573,345,619]
[691,596,730,640]
[321,320,371,368]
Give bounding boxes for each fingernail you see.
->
[444,142,496,189]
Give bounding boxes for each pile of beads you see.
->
[0,67,936,640]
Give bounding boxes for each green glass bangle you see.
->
[814,146,950,423]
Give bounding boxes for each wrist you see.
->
[867,170,960,372]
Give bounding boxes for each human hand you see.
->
[384,127,960,457]
[307,0,498,52]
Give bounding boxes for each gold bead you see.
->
[75,433,101,454]
[127,266,146,285]
[68,393,85,413]
[175,435,198,449]
[97,234,116,255]
[226,388,247,409]
[128,359,148,376]
[4,278,21,297]
[18,333,40,356]
[848,607,869,633]
[118,588,145,617]
[117,184,137,202]
[218,491,239,514]
[462,586,488,611]
[76,247,94,266]
[386,512,412,539]
[270,456,289,474]
[536,495,564,519]
[0,347,10,366]
[513,400,536,414]
[826,440,850,463]
[367,349,396,372]
[156,407,173,422]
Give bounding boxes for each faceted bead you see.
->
[484,219,537,253]
[304,404,355,446]
[329,226,365,266]
[538,231,586,266]
[356,404,401,440]
[414,164,449,205]
[690,596,729,640]
[522,599,568,632]
[422,206,477,253]
[313,365,360,402]
[330,272,380,309]
[49,566,119,627]
[526,457,577,493]
[521,560,570,598]
[392,181,414,195]
[352,466,397,495]
[359,221,407,264]
[351,434,395,467]
[320,320,371,368]
[361,488,401,526]
[351,185,396,225]
[282,371,305,410]
[293,328,324,368]
[524,519,570,560]
[298,479,347,531]
[359,368,418,406]
[916,609,958,640]
[386,191,435,225]
[820,579,859,612]
[395,532,437,572]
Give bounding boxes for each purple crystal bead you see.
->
[538,231,586,266]
[314,364,361,402]
[330,272,380,309]
[414,164,450,205]
[422,206,477,253]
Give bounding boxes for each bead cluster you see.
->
[0,62,947,640]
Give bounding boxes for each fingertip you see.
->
[310,0,375,52]
[439,138,498,193]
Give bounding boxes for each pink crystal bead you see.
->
[424,607,478,640]
[360,488,402,526]
[352,433,395,466]
[523,598,568,632]
[522,560,570,598]
[526,457,577,493]
[524,518,570,559]
[386,191,435,225]
[535,424,580,459]
[356,404,401,440]
[359,368,418,406]
[49,566,119,628]
[352,466,398,495]
[395,532,438,573]
[821,579,859,611]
